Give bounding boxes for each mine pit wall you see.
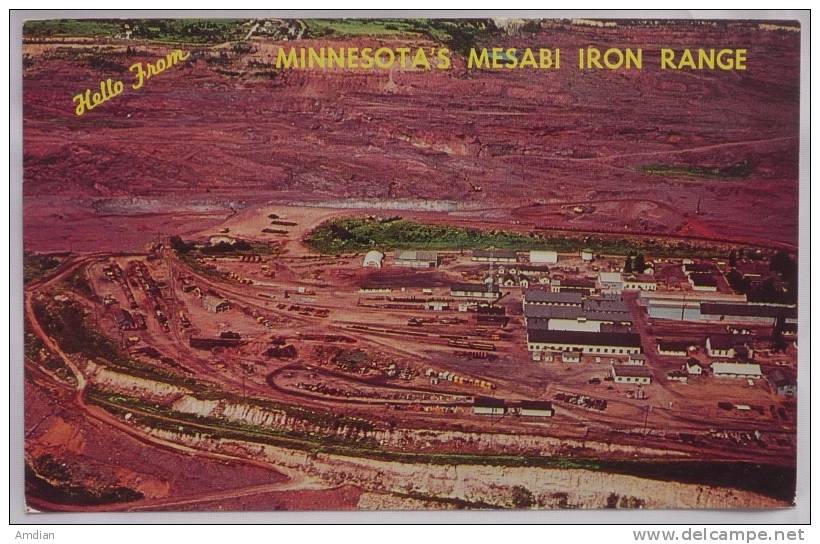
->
[85,362,189,402]
[138,426,787,510]
[96,364,688,459]
[84,367,789,509]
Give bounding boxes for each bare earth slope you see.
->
[23,20,799,252]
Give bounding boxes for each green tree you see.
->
[623,255,633,273]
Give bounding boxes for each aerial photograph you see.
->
[22,17,800,512]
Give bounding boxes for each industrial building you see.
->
[523,304,631,332]
[598,271,624,293]
[203,294,230,313]
[515,400,555,417]
[472,396,506,415]
[450,282,500,300]
[626,353,647,366]
[472,249,518,263]
[611,364,653,385]
[688,273,719,291]
[529,250,558,264]
[657,340,691,357]
[395,250,439,268]
[699,302,797,325]
[622,274,657,291]
[583,294,629,313]
[527,330,642,356]
[523,289,583,307]
[712,362,763,379]
[706,335,739,358]
[550,276,596,295]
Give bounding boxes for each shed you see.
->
[530,250,558,264]
[362,250,384,268]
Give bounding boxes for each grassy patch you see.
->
[24,252,63,284]
[639,161,754,180]
[302,19,496,55]
[304,216,729,258]
[24,19,250,43]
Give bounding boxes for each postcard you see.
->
[20,16,801,513]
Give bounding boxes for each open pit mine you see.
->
[22,17,799,512]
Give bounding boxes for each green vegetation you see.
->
[302,19,496,54]
[24,18,495,52]
[623,253,646,273]
[171,235,281,280]
[639,160,754,180]
[170,235,279,256]
[87,387,380,452]
[30,294,202,390]
[26,455,143,506]
[725,249,797,305]
[24,252,62,284]
[25,19,250,43]
[305,216,732,258]
[66,265,95,300]
[303,19,425,38]
[24,19,125,38]
[24,317,77,386]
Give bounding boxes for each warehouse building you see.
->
[706,335,738,358]
[451,282,500,300]
[622,274,657,291]
[523,304,631,332]
[473,396,506,416]
[700,302,797,325]
[523,289,583,307]
[203,294,230,313]
[529,250,558,264]
[657,340,692,357]
[527,330,642,356]
[611,364,653,385]
[598,271,624,293]
[626,353,647,366]
[647,301,702,321]
[472,249,518,263]
[712,362,762,379]
[515,400,555,417]
[515,264,551,278]
[583,294,629,313]
[550,276,597,295]
[688,273,718,292]
[395,250,439,268]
